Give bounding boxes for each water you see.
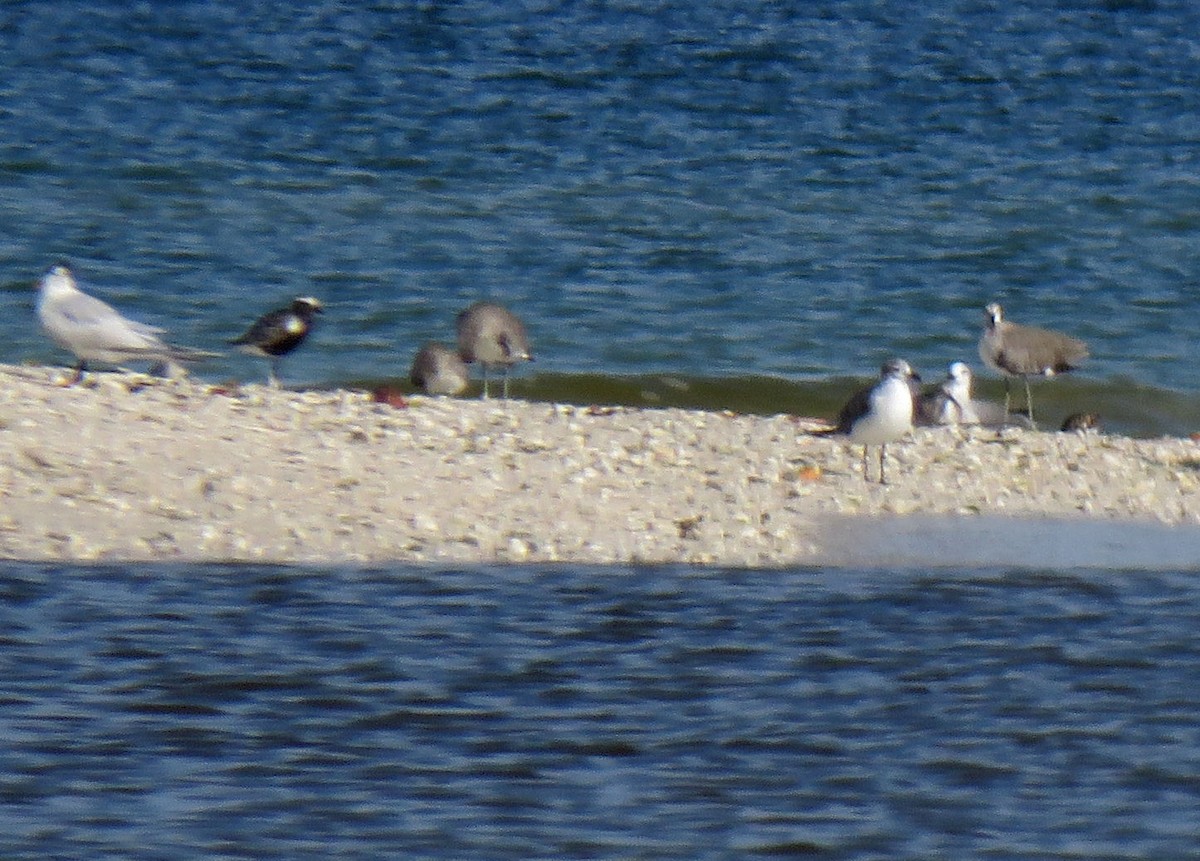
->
[1,561,1198,859]
[1,1,1199,434]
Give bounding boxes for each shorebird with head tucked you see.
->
[231,296,323,387]
[826,358,919,484]
[37,263,214,382]
[979,302,1088,428]
[456,301,532,399]
[410,341,469,396]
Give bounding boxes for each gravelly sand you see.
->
[1,364,1198,567]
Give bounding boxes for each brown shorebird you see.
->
[978,302,1088,428]
[456,301,532,399]
[410,341,469,396]
[231,297,323,387]
[822,358,919,484]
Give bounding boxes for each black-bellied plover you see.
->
[230,297,323,387]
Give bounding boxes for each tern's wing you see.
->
[58,289,165,334]
[46,289,169,354]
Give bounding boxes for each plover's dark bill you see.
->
[410,342,469,396]
[455,301,532,399]
[36,263,215,382]
[979,302,1088,429]
[230,296,323,387]
[827,358,918,484]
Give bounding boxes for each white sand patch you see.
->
[0,364,1197,566]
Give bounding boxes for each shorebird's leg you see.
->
[481,365,491,399]
[879,444,888,485]
[502,366,510,400]
[1002,377,1012,425]
[1024,375,1036,429]
[268,360,281,389]
[861,445,869,482]
[59,360,88,386]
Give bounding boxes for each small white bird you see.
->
[456,301,532,399]
[918,361,981,426]
[824,358,919,484]
[36,263,213,382]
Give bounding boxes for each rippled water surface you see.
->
[2,562,1199,859]
[1,1,1200,433]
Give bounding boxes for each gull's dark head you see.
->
[881,358,918,384]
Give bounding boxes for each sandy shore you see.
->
[1,363,1198,567]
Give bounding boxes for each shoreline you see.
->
[1,364,1198,568]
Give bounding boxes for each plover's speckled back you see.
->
[979,302,1088,428]
[410,341,469,396]
[231,297,323,387]
[455,301,532,399]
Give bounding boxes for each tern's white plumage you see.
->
[37,264,211,377]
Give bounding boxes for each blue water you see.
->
[1,0,1199,433]
[2,562,1199,859]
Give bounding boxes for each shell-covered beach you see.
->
[2,364,1197,567]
